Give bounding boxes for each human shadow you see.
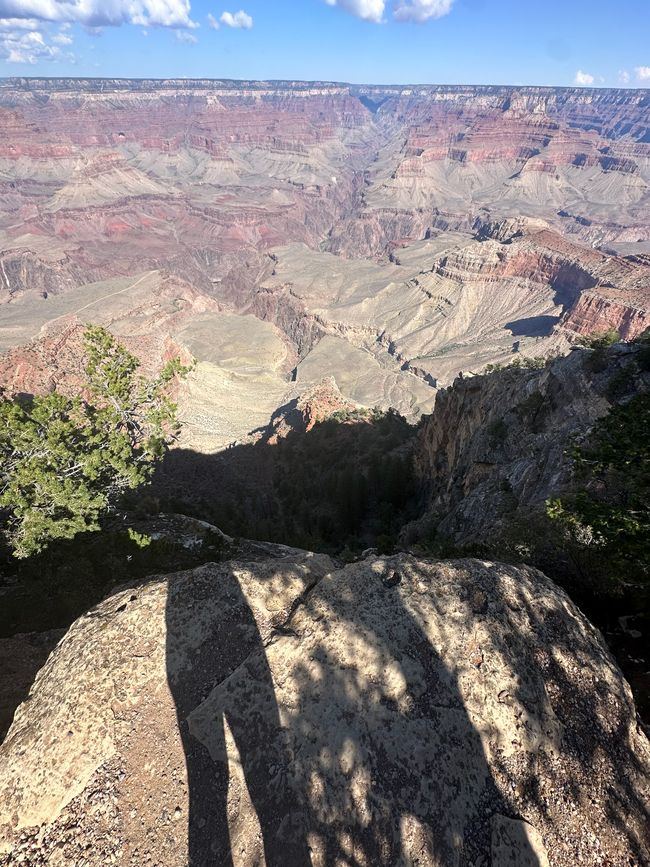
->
[165,560,313,866]
[165,551,545,866]
[158,416,649,866]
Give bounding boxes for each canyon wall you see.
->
[412,342,649,545]
[0,79,648,446]
[1,78,648,297]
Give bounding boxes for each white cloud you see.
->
[207,11,219,29]
[393,0,454,22]
[635,65,650,81]
[618,69,630,85]
[324,0,386,24]
[325,0,454,23]
[176,27,196,42]
[0,14,36,28]
[574,69,595,86]
[219,9,252,28]
[0,17,62,62]
[0,0,196,29]
[51,27,71,43]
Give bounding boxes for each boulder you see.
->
[1,549,648,866]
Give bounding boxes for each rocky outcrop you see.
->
[0,545,648,865]
[413,343,649,544]
[262,377,357,444]
[560,289,649,341]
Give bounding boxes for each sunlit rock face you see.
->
[1,545,648,866]
[2,80,648,294]
[0,79,648,449]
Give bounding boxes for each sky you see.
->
[0,0,649,87]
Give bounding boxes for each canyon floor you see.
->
[0,79,648,450]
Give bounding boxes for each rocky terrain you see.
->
[1,79,649,862]
[0,541,648,866]
[413,341,649,545]
[0,79,649,448]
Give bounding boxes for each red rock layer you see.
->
[560,291,649,340]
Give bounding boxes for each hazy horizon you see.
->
[0,0,648,89]
[1,75,649,91]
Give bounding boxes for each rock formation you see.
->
[413,341,650,544]
[1,79,649,449]
[0,543,648,865]
[261,376,358,444]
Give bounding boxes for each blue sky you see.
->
[0,0,649,87]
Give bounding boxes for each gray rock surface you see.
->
[413,344,650,544]
[0,548,648,866]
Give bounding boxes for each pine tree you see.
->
[0,326,193,558]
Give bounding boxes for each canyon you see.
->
[0,79,648,448]
[1,80,649,867]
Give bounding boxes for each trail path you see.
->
[44,270,158,330]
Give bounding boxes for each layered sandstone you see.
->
[0,79,649,447]
[1,79,648,295]
[559,290,649,340]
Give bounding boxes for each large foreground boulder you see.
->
[0,549,648,866]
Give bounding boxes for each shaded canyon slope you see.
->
[0,79,649,448]
[0,544,648,866]
[413,341,650,545]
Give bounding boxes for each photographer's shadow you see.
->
[165,554,545,867]
[166,562,312,866]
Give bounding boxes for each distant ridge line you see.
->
[0,77,648,97]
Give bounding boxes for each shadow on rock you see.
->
[165,553,553,866]
[166,564,312,865]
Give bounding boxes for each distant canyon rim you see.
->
[0,78,648,450]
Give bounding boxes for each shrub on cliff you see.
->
[635,327,650,372]
[578,328,620,372]
[0,326,192,558]
[546,393,650,593]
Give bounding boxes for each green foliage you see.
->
[546,394,650,592]
[508,355,548,370]
[578,328,620,372]
[577,328,620,351]
[127,527,152,548]
[329,406,383,424]
[0,326,192,558]
[484,356,549,375]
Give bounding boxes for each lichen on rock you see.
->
[0,546,648,865]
